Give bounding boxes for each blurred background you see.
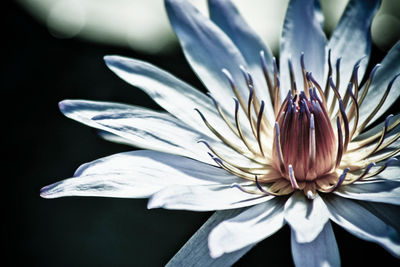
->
[4,0,400,266]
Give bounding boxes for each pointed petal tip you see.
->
[147,197,162,209]
[40,183,59,199]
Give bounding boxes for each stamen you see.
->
[288,164,300,189]
[309,114,316,170]
[342,58,362,110]
[260,50,274,107]
[288,57,296,94]
[307,72,326,107]
[369,114,394,155]
[207,93,240,137]
[346,83,360,140]
[364,158,398,179]
[336,116,344,167]
[338,100,350,153]
[231,183,265,195]
[255,176,278,195]
[256,101,266,156]
[358,64,380,107]
[324,49,332,100]
[195,108,255,159]
[343,162,375,185]
[357,74,400,133]
[325,167,349,193]
[274,122,286,174]
[221,69,248,114]
[234,98,258,155]
[300,53,308,95]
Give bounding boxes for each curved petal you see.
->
[291,221,340,267]
[59,99,246,165]
[327,0,381,98]
[166,209,253,267]
[165,0,250,119]
[284,192,330,243]
[334,180,400,205]
[359,41,400,128]
[208,0,275,123]
[280,0,327,99]
[40,150,238,199]
[147,183,273,211]
[325,195,400,257]
[208,198,285,258]
[104,55,233,138]
[359,201,400,234]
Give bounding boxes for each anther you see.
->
[288,165,300,189]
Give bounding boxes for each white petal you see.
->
[358,41,400,128]
[325,195,400,257]
[147,183,273,211]
[327,0,381,98]
[104,55,230,138]
[291,221,340,267]
[284,192,330,243]
[334,180,400,205]
[280,0,327,99]
[208,198,285,258]
[59,99,228,165]
[41,150,237,199]
[166,209,253,267]
[208,0,275,123]
[165,0,250,121]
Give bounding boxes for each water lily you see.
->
[41,0,400,265]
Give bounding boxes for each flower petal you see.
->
[325,195,400,257]
[358,41,400,128]
[284,192,330,243]
[166,209,253,267]
[104,55,230,138]
[208,0,275,122]
[359,201,400,234]
[280,0,327,99]
[291,221,340,267]
[40,150,238,199]
[327,0,381,98]
[59,99,239,165]
[147,183,273,211]
[165,0,250,116]
[334,180,400,205]
[208,198,285,258]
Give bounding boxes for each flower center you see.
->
[273,90,336,182]
[197,50,399,198]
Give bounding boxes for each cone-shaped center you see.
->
[272,90,336,181]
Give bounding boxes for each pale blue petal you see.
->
[284,192,330,243]
[359,201,400,234]
[334,180,400,205]
[166,209,253,267]
[291,221,340,267]
[358,41,400,128]
[325,195,400,257]
[208,198,286,258]
[165,0,250,117]
[104,55,231,138]
[208,0,275,123]
[327,0,381,98]
[40,150,238,199]
[147,183,273,211]
[280,0,327,99]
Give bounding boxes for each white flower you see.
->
[41,0,400,266]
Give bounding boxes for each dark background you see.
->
[4,1,399,266]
